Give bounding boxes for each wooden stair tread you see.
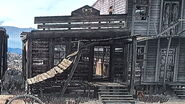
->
[102,100,135,102]
[98,92,129,94]
[99,89,128,91]
[101,97,134,99]
[100,95,132,97]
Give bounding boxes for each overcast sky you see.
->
[0,0,97,28]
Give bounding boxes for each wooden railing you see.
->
[34,14,127,30]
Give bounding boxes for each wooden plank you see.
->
[130,36,137,95]
[174,38,180,82]
[88,46,93,81]
[61,47,82,96]
[30,28,130,39]
[38,22,126,30]
[163,37,172,89]
[155,38,160,82]
[34,14,127,24]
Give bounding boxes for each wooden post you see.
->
[130,36,137,95]
[163,37,172,91]
[61,41,82,96]
[88,46,94,81]
[155,38,160,82]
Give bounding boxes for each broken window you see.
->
[162,0,180,31]
[135,0,148,20]
[54,45,66,65]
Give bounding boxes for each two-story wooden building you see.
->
[93,0,185,98]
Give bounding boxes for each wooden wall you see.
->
[142,38,185,83]
[0,28,8,79]
[178,38,185,81]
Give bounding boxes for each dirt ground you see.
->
[1,95,185,104]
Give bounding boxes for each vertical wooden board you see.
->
[177,38,185,81]
[145,39,157,82]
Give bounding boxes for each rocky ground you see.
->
[7,53,22,70]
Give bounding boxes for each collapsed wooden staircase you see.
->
[171,84,185,98]
[96,83,135,104]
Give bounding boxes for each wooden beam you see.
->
[30,29,130,39]
[37,22,126,30]
[163,37,172,90]
[155,38,160,82]
[34,14,127,24]
[88,46,94,81]
[173,37,180,82]
[130,36,137,95]
[61,42,82,96]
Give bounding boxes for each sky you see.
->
[0,0,97,28]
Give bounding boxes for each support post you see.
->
[130,36,137,95]
[163,37,172,91]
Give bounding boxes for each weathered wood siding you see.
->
[149,0,161,35]
[0,28,8,79]
[178,38,185,81]
[143,38,181,83]
[144,40,157,82]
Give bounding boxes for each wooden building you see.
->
[21,6,138,102]
[21,0,185,103]
[93,0,185,98]
[0,28,8,92]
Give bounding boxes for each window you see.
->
[135,0,148,20]
[54,45,66,65]
[136,46,145,83]
[162,1,180,31]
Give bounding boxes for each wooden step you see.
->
[98,92,129,94]
[99,89,128,92]
[101,97,134,100]
[102,100,135,103]
[100,95,133,97]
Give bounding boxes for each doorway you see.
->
[93,46,110,80]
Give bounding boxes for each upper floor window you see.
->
[135,0,148,20]
[162,0,180,31]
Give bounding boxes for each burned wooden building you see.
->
[0,28,8,91]
[21,0,185,103]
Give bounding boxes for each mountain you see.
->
[8,48,22,54]
[2,26,35,49]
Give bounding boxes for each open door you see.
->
[93,46,110,81]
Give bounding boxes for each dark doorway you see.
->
[93,46,110,81]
